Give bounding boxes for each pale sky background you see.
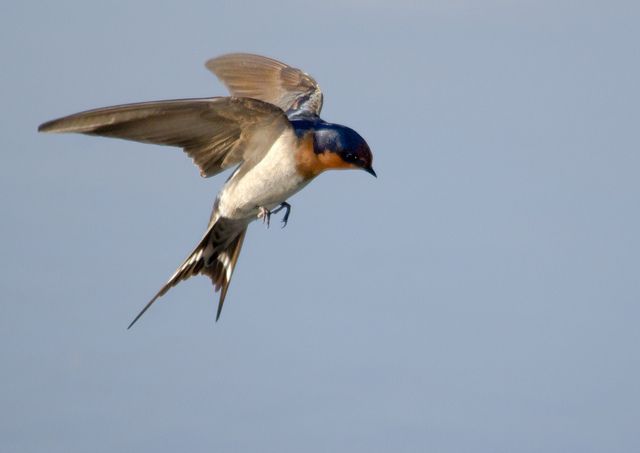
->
[2,1,639,452]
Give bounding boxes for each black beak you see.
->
[364,166,377,178]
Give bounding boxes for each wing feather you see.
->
[206,53,323,118]
[38,97,291,177]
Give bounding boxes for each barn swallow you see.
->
[38,53,375,328]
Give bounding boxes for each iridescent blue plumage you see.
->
[292,118,374,175]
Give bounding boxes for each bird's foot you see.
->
[270,202,292,228]
[257,206,271,228]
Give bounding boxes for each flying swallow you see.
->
[38,53,375,328]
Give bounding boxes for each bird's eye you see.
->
[343,153,356,163]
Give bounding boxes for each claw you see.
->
[271,202,292,228]
[257,202,291,229]
[257,206,271,228]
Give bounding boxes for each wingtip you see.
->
[204,56,223,74]
[38,118,67,133]
[37,121,53,133]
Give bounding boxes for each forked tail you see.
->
[127,218,248,329]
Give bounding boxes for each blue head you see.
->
[311,123,376,177]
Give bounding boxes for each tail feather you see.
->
[212,229,246,321]
[127,219,247,329]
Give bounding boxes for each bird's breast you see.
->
[216,130,311,219]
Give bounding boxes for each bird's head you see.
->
[313,124,376,177]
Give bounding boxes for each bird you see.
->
[38,53,375,328]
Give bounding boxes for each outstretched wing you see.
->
[206,53,323,118]
[38,97,291,177]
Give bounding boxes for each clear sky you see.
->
[2,1,639,452]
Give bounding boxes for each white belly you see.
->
[216,130,309,220]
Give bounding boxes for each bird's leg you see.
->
[257,206,271,228]
[270,202,292,228]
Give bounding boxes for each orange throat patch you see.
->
[295,133,355,179]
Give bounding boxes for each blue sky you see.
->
[2,1,639,452]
